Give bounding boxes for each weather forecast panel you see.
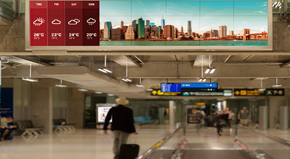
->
[29,1,99,46]
[48,1,65,46]
[30,1,48,46]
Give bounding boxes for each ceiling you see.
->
[1,54,290,98]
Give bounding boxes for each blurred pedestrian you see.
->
[103,97,136,159]
[238,107,251,127]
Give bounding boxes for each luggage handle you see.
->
[129,133,138,144]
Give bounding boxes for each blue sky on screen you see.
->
[100,0,268,34]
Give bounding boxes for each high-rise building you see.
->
[151,26,160,38]
[161,18,165,28]
[181,26,184,34]
[243,29,250,40]
[210,29,218,38]
[164,25,174,39]
[146,20,150,28]
[120,21,124,29]
[219,25,227,37]
[104,21,112,40]
[137,17,145,39]
[125,25,135,40]
[146,20,151,34]
[229,30,234,36]
[111,28,123,40]
[122,26,128,35]
[187,21,192,37]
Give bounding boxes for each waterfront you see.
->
[100,40,268,46]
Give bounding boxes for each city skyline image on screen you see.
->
[100,0,268,46]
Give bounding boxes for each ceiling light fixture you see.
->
[78,88,88,92]
[95,92,103,94]
[122,57,132,83]
[55,79,67,88]
[22,63,38,82]
[205,55,215,74]
[108,94,114,96]
[136,78,144,87]
[272,78,282,88]
[98,55,112,73]
[258,79,266,91]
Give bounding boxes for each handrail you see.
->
[136,126,182,159]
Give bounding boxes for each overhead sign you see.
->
[151,89,232,97]
[234,89,284,96]
[161,83,218,93]
[26,0,272,51]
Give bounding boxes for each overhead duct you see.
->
[36,66,131,94]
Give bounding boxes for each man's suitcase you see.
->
[119,144,140,159]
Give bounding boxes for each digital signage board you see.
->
[26,0,272,51]
[161,83,218,92]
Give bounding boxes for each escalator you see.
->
[137,125,290,159]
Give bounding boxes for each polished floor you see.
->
[0,125,289,159]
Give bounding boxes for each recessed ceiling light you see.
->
[95,92,103,94]
[78,88,88,92]
[107,94,114,96]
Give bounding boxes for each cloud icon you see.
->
[87,18,96,25]
[68,19,80,25]
[52,19,61,25]
[33,17,45,26]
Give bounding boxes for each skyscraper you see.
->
[146,20,150,28]
[164,25,174,39]
[146,20,151,35]
[125,25,135,40]
[120,21,124,29]
[161,18,165,28]
[219,25,227,37]
[187,21,192,37]
[104,21,112,40]
[229,30,234,36]
[181,26,184,34]
[137,17,145,39]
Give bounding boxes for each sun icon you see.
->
[33,17,45,26]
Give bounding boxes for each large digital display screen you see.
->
[26,0,272,51]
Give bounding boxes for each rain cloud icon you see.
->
[68,19,80,25]
[52,19,61,25]
[87,18,96,25]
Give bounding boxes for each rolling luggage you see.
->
[119,143,140,159]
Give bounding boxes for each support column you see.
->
[169,101,176,129]
[67,88,84,129]
[280,106,288,130]
[259,106,268,130]
[48,87,53,135]
[30,84,52,134]
[268,97,286,129]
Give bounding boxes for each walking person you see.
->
[238,107,251,127]
[103,97,137,159]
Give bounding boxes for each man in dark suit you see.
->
[103,97,136,159]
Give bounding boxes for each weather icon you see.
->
[68,19,80,25]
[87,18,96,25]
[52,19,61,25]
[33,17,45,26]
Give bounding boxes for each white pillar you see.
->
[169,101,176,129]
[280,106,288,130]
[48,87,53,135]
[259,106,268,130]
